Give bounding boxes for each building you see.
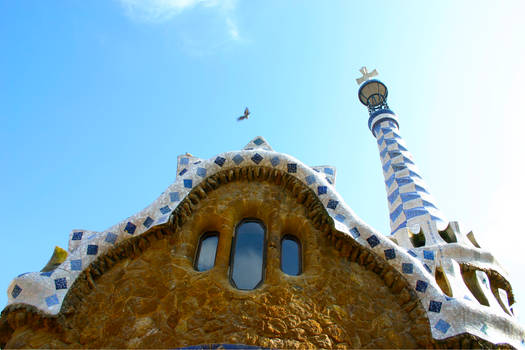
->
[1,73,524,348]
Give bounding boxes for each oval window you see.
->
[281,235,302,275]
[230,220,266,290]
[194,232,219,272]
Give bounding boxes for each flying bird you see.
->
[237,107,250,121]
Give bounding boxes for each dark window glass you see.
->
[230,220,265,290]
[195,232,219,272]
[281,235,302,275]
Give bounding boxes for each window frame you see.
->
[280,234,303,276]
[229,218,267,290]
[194,231,220,272]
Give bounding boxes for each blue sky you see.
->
[1,0,524,322]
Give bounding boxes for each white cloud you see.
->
[118,0,241,41]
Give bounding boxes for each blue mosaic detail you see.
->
[326,200,338,210]
[429,300,442,313]
[388,150,401,159]
[45,294,59,307]
[318,186,327,195]
[105,232,117,244]
[214,156,226,167]
[17,272,29,277]
[367,235,380,248]
[390,204,403,222]
[422,200,437,209]
[326,177,333,184]
[392,222,407,234]
[335,214,345,223]
[179,168,188,176]
[87,234,96,240]
[350,227,360,238]
[435,319,450,334]
[180,157,189,165]
[253,138,264,145]
[388,188,399,204]
[481,323,488,334]
[407,249,417,257]
[197,167,207,177]
[400,192,419,202]
[423,250,435,260]
[380,148,388,159]
[402,263,413,274]
[398,144,408,151]
[40,271,53,277]
[305,175,316,185]
[324,167,334,175]
[404,208,428,219]
[403,157,414,165]
[377,136,384,145]
[396,177,412,186]
[287,163,297,173]
[385,138,396,146]
[124,222,136,235]
[233,154,244,165]
[251,153,263,164]
[409,170,421,178]
[160,205,171,215]
[381,127,392,135]
[392,163,406,172]
[71,260,82,271]
[384,249,395,260]
[423,264,432,273]
[271,157,280,166]
[169,192,180,202]
[11,285,22,299]
[385,174,395,187]
[416,280,428,293]
[415,184,428,193]
[54,277,67,290]
[72,231,83,240]
[382,160,391,172]
[143,217,153,228]
[87,245,98,255]
[184,179,193,188]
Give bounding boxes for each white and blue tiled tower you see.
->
[357,72,446,243]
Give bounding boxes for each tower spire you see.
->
[356,69,446,240]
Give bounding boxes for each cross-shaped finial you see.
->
[356,66,378,85]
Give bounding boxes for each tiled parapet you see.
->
[4,136,525,348]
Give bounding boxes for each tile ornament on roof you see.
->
[4,136,524,348]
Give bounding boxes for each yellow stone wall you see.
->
[2,177,433,349]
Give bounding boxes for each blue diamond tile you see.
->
[350,227,360,238]
[318,186,327,195]
[392,163,406,172]
[11,285,22,299]
[384,249,396,260]
[233,154,244,165]
[435,319,450,334]
[40,271,53,277]
[407,249,417,257]
[124,222,136,235]
[367,235,380,248]
[416,280,428,293]
[390,204,403,222]
[377,136,384,145]
[143,217,153,228]
[287,163,297,173]
[402,263,413,274]
[251,153,263,164]
[424,264,432,273]
[429,300,442,313]
[327,200,338,210]
[382,160,391,172]
[72,231,83,240]
[214,156,226,167]
[169,192,180,202]
[423,250,435,260]
[54,277,67,290]
[71,259,82,271]
[183,179,193,188]
[105,232,117,244]
[179,168,187,176]
[253,138,264,145]
[388,188,399,204]
[305,175,316,185]
[45,294,59,307]
[385,174,395,187]
[197,167,207,177]
[326,177,333,184]
[335,214,345,223]
[180,157,189,165]
[160,205,171,214]
[87,245,98,255]
[270,157,280,166]
[324,167,334,175]
[380,147,388,159]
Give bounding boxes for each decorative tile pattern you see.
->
[40,271,53,277]
[318,186,327,195]
[270,157,280,167]
[124,222,136,235]
[214,156,226,167]
[335,214,345,223]
[87,245,98,255]
[434,319,450,334]
[11,285,22,298]
[305,175,316,185]
[251,153,263,164]
[71,260,82,271]
[416,280,428,293]
[423,250,435,260]
[105,232,117,244]
[179,168,188,176]
[350,227,360,238]
[169,192,180,202]
[143,217,154,228]
[45,294,59,307]
[233,154,244,165]
[197,167,207,177]
[326,200,338,210]
[429,300,442,313]
[72,232,83,240]
[160,206,171,214]
[384,248,396,260]
[402,263,413,274]
[287,163,297,173]
[183,179,193,188]
[54,278,67,290]
[367,235,380,248]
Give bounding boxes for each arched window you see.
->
[230,219,266,290]
[281,235,302,276]
[194,232,219,272]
